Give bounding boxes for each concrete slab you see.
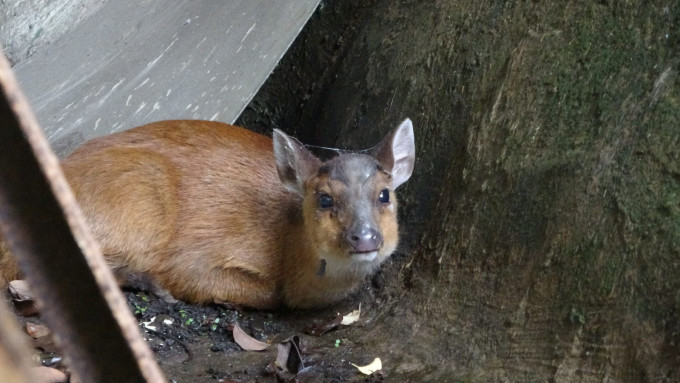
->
[10,0,320,155]
[0,0,110,65]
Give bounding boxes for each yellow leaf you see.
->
[341,303,361,325]
[351,357,382,375]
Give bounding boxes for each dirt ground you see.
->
[123,288,394,382]
[9,282,397,382]
[7,0,680,382]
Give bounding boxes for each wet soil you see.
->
[9,282,398,382]
[131,287,404,383]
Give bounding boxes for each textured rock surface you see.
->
[239,1,680,381]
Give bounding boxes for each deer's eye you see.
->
[318,193,334,209]
[379,189,390,204]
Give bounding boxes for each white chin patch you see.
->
[353,251,378,262]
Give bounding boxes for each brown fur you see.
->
[0,241,19,286]
[0,120,413,309]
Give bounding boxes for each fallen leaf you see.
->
[292,365,322,383]
[351,357,382,375]
[8,280,34,301]
[25,322,50,338]
[304,304,362,336]
[232,322,269,351]
[303,314,343,336]
[13,299,39,317]
[9,280,38,316]
[341,304,361,325]
[141,316,165,331]
[32,335,59,354]
[275,335,304,374]
[31,366,67,383]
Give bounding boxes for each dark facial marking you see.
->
[316,259,327,277]
[317,165,330,176]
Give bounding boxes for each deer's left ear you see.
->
[373,118,415,189]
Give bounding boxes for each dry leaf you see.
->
[304,304,362,336]
[9,280,38,316]
[26,322,50,338]
[232,322,269,351]
[32,334,59,354]
[8,280,34,301]
[142,316,158,331]
[31,366,67,383]
[292,366,321,383]
[275,335,304,374]
[303,314,343,336]
[14,300,39,317]
[351,357,382,375]
[341,304,361,325]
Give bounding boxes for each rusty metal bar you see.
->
[0,52,166,382]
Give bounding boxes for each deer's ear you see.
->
[273,129,321,195]
[373,118,415,189]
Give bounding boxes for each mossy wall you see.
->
[239,1,680,380]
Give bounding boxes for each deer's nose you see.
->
[347,226,382,253]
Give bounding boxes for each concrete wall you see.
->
[0,0,109,65]
[1,0,320,155]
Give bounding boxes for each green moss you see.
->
[491,2,680,315]
[537,8,655,149]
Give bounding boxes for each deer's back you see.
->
[62,121,297,299]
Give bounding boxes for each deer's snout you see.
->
[346,225,382,254]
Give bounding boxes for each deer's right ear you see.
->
[373,118,416,189]
[273,129,321,196]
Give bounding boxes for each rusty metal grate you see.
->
[0,51,165,382]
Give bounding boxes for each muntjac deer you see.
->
[0,119,415,309]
